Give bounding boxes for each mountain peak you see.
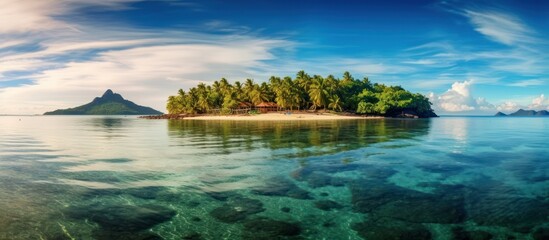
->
[496,109,549,117]
[102,89,114,97]
[44,89,162,115]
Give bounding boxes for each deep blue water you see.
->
[0,116,548,239]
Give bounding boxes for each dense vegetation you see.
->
[167,71,436,117]
[44,90,162,115]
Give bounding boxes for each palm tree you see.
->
[243,78,255,102]
[328,95,343,112]
[166,95,180,114]
[196,83,210,113]
[233,81,244,102]
[308,75,329,111]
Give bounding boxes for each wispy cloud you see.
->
[507,79,546,87]
[0,0,146,35]
[464,9,538,46]
[0,0,295,114]
[0,36,291,114]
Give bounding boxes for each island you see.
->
[158,71,437,120]
[495,109,549,117]
[44,89,163,115]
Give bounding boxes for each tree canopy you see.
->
[167,71,436,117]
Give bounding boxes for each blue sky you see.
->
[0,0,548,114]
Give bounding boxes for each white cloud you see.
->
[529,94,549,110]
[429,80,495,113]
[0,0,143,34]
[0,0,296,114]
[496,101,520,112]
[0,38,290,114]
[429,80,549,114]
[507,79,546,87]
[464,9,538,46]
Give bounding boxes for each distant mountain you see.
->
[495,109,549,117]
[44,90,163,115]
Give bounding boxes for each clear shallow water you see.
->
[0,116,548,240]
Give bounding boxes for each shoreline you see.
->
[141,112,384,121]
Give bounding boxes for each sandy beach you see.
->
[185,112,382,121]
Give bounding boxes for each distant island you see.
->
[495,109,549,117]
[44,90,162,115]
[164,71,437,118]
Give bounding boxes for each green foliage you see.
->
[357,101,375,114]
[166,71,436,117]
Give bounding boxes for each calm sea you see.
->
[0,116,547,239]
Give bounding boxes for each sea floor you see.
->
[0,116,548,239]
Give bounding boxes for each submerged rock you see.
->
[242,217,301,240]
[533,227,549,240]
[352,219,432,240]
[281,207,291,213]
[314,200,343,211]
[465,177,549,232]
[67,204,175,231]
[126,186,179,201]
[205,191,241,201]
[93,231,163,240]
[209,196,265,223]
[182,232,203,240]
[292,169,346,188]
[452,227,493,240]
[350,180,465,223]
[66,204,176,239]
[416,163,465,175]
[252,177,312,199]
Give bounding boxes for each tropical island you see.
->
[161,71,437,119]
[495,109,549,117]
[44,89,163,115]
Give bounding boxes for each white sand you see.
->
[186,112,382,121]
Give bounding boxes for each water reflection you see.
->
[167,119,432,158]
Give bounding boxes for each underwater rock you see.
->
[182,232,203,240]
[314,200,343,211]
[350,180,465,223]
[322,220,336,228]
[291,164,358,178]
[359,166,397,179]
[467,192,549,232]
[307,172,346,188]
[126,186,172,200]
[186,200,201,207]
[281,207,291,213]
[416,163,465,175]
[242,217,301,240]
[81,185,181,202]
[452,227,493,240]
[252,177,312,199]
[209,196,265,223]
[533,227,549,240]
[92,231,163,240]
[191,216,201,222]
[373,195,465,223]
[291,168,347,188]
[352,219,432,240]
[205,191,240,201]
[319,192,329,197]
[66,204,175,239]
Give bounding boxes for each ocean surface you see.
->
[0,116,547,240]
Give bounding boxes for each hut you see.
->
[255,102,278,113]
[233,102,252,114]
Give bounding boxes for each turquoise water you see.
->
[0,116,547,240]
